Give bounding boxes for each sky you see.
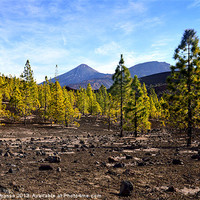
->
[0,0,200,83]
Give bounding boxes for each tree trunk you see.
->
[134,94,137,137]
[187,43,192,147]
[120,65,123,137]
[108,115,111,131]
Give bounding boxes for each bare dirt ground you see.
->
[0,116,200,200]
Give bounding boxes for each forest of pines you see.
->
[0,29,200,147]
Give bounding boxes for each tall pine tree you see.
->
[124,75,151,136]
[167,29,200,146]
[110,54,132,137]
[50,81,65,124]
[76,87,89,115]
[20,60,39,124]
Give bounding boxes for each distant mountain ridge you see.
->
[50,64,112,87]
[46,61,171,89]
[129,61,170,78]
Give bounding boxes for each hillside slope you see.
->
[129,61,170,78]
[45,61,171,89]
[50,64,112,87]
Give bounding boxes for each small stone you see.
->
[8,168,13,173]
[4,151,11,157]
[142,157,150,162]
[191,154,199,159]
[120,180,133,196]
[81,144,88,149]
[123,169,135,175]
[79,140,85,144]
[46,155,61,163]
[126,155,133,160]
[172,159,183,165]
[113,163,125,168]
[74,144,79,148]
[101,162,107,167]
[36,151,41,156]
[61,147,66,152]
[57,167,61,172]
[138,162,145,166]
[108,156,117,163]
[39,165,53,171]
[106,170,117,176]
[166,186,176,192]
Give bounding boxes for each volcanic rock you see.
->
[46,155,61,163]
[119,180,133,196]
[172,159,183,165]
[113,163,125,168]
[39,165,53,170]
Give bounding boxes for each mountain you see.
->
[69,61,171,89]
[139,71,171,96]
[50,64,112,87]
[129,61,170,78]
[45,61,171,89]
[139,71,171,86]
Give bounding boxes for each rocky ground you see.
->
[0,116,200,199]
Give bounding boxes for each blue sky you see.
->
[0,0,200,83]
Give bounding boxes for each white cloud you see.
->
[189,0,200,8]
[94,42,121,55]
[115,22,136,35]
[114,1,147,15]
[95,61,118,74]
[129,1,147,13]
[151,38,173,48]
[114,16,164,35]
[122,50,172,67]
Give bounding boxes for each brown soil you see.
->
[0,116,200,200]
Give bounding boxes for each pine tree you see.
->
[86,83,101,115]
[124,75,151,136]
[86,83,94,114]
[76,87,89,115]
[141,83,151,131]
[20,60,39,124]
[110,54,132,137]
[0,82,4,118]
[63,88,81,127]
[149,88,161,119]
[0,75,10,102]
[96,85,109,115]
[92,93,102,115]
[159,96,170,126]
[38,76,52,121]
[50,81,65,124]
[9,84,23,121]
[167,29,200,146]
[0,76,4,118]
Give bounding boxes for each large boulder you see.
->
[119,180,133,196]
